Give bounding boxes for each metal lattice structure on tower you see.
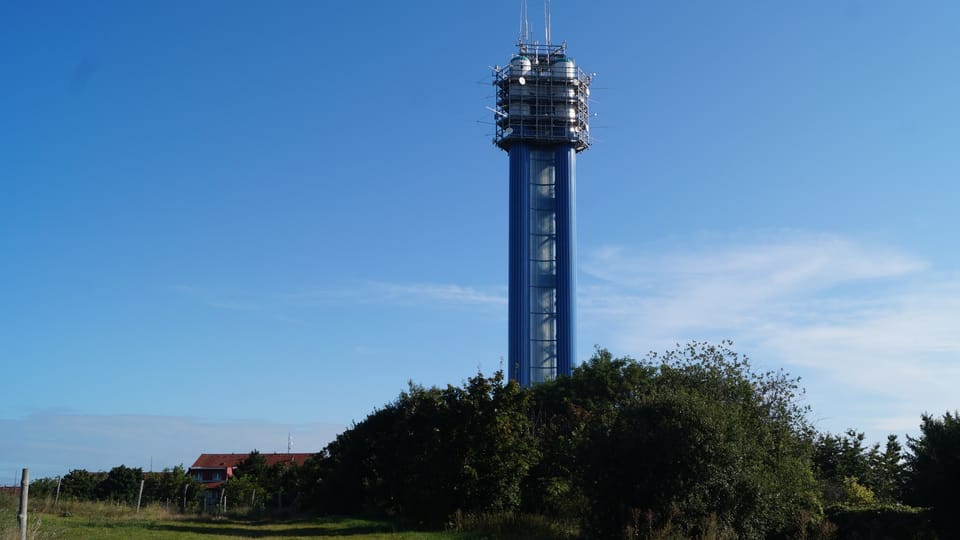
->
[493,43,592,152]
[492,38,592,387]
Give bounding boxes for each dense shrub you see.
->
[813,431,907,506]
[305,341,824,537]
[304,371,536,526]
[573,342,820,538]
[32,466,197,510]
[825,504,937,539]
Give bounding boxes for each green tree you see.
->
[870,435,907,503]
[305,341,824,537]
[813,430,871,481]
[223,474,260,510]
[96,465,143,504]
[907,411,960,535]
[235,450,269,484]
[231,450,307,512]
[28,477,60,500]
[576,342,820,538]
[143,465,198,510]
[266,460,301,510]
[304,406,402,516]
[813,430,876,504]
[840,476,876,506]
[306,371,536,526]
[813,430,907,505]
[521,347,655,519]
[61,469,104,501]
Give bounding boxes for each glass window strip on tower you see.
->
[528,149,558,383]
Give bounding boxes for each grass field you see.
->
[18,515,472,539]
[1,498,573,539]
[3,513,491,539]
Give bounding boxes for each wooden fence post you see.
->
[55,475,62,506]
[17,468,29,540]
[136,479,145,513]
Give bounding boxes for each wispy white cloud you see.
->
[580,232,926,342]
[579,232,958,438]
[171,281,506,322]
[369,282,507,306]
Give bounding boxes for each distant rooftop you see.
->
[190,452,316,469]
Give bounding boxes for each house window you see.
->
[213,472,222,481]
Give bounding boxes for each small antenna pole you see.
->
[518,0,530,45]
[525,0,530,42]
[544,0,552,45]
[543,0,548,45]
[518,1,523,42]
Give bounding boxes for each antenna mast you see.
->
[519,0,530,43]
[544,0,552,45]
[525,1,530,42]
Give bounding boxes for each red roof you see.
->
[190,452,316,469]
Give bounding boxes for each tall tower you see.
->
[492,38,591,387]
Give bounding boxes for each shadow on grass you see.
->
[143,517,401,538]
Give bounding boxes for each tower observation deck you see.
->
[492,41,592,387]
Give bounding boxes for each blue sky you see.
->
[3,1,960,479]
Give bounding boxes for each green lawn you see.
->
[4,506,486,540]
[13,514,478,540]
[2,496,572,539]
[56,517,476,540]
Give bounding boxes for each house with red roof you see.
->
[188,452,315,489]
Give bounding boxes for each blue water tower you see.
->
[492,40,592,386]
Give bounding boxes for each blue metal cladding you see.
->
[508,143,577,387]
[555,146,577,378]
[508,144,532,387]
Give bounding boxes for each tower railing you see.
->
[492,47,592,152]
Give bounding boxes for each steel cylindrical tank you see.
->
[552,58,575,79]
[510,55,532,77]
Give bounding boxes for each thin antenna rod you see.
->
[525,0,530,42]
[544,0,551,45]
[519,1,523,42]
[518,0,530,44]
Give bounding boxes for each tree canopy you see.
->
[907,411,960,534]
[303,341,826,537]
